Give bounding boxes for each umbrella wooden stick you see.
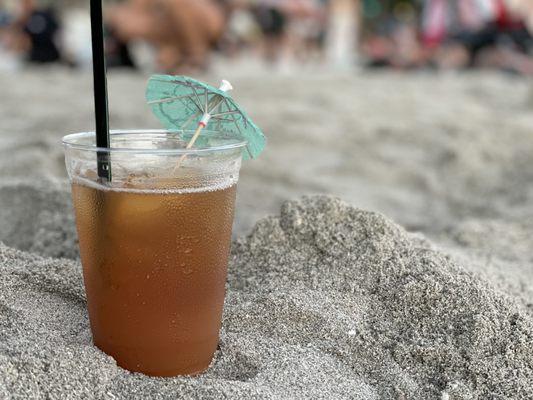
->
[175,80,233,169]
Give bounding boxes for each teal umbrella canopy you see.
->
[146,75,266,160]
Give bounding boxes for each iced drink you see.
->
[72,181,236,376]
[63,130,245,377]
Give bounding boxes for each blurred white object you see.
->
[0,47,22,72]
[228,8,259,40]
[129,41,157,71]
[325,0,359,69]
[61,8,92,68]
[219,80,233,92]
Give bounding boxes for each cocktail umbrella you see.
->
[146,75,266,160]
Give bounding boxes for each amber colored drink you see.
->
[71,181,237,377]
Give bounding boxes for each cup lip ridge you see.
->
[62,129,248,155]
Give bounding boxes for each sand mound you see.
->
[444,219,533,309]
[1,196,531,399]
[0,179,77,260]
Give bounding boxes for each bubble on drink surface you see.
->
[73,164,239,195]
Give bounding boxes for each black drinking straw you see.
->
[90,0,111,181]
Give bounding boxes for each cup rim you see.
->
[62,129,248,155]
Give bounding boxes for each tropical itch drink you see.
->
[65,73,265,376]
[63,130,247,376]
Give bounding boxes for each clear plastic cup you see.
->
[62,130,245,377]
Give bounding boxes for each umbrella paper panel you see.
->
[146,75,266,160]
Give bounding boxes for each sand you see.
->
[1,196,532,399]
[1,67,533,398]
[0,179,77,260]
[2,67,533,236]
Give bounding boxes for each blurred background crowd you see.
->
[0,0,532,74]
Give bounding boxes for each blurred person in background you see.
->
[252,0,288,62]
[361,1,426,69]
[284,0,328,63]
[217,0,261,58]
[105,25,137,69]
[362,28,426,69]
[0,1,10,28]
[250,0,329,65]
[107,0,225,72]
[8,0,62,64]
[0,1,16,70]
[422,0,533,74]
[507,0,533,30]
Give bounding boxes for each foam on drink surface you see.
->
[72,166,239,195]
